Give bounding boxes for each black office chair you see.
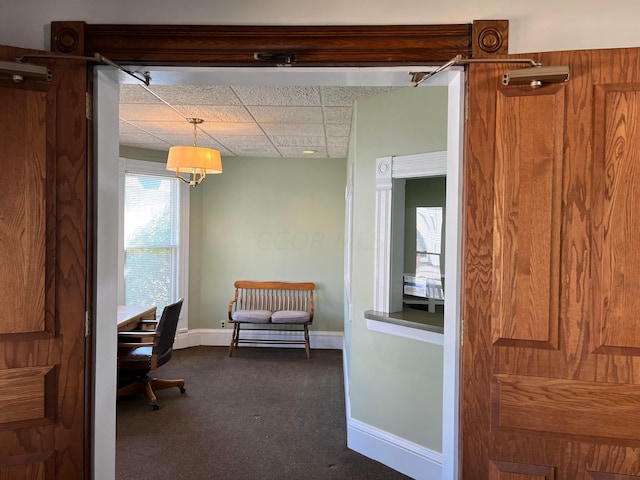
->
[117,298,185,410]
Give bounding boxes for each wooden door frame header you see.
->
[51,20,508,66]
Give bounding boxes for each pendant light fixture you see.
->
[166,117,222,186]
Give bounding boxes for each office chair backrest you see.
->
[154,298,183,360]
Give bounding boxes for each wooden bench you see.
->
[227,281,315,359]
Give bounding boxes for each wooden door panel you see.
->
[490,460,555,480]
[0,45,86,479]
[492,375,640,441]
[491,433,640,479]
[593,84,640,355]
[492,86,563,348]
[587,472,640,480]
[0,87,48,334]
[464,48,640,478]
[0,366,54,424]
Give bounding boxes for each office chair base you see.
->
[118,375,185,410]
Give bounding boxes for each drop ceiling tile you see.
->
[228,144,281,157]
[325,123,351,136]
[212,135,272,147]
[146,85,241,105]
[326,136,349,147]
[276,147,328,158]
[248,106,323,124]
[232,86,321,106]
[321,86,400,106]
[120,132,169,146]
[324,107,353,124]
[159,133,203,146]
[120,104,185,122]
[172,105,254,123]
[120,120,147,134]
[271,136,326,147]
[120,84,163,104]
[199,122,264,136]
[327,144,348,158]
[129,121,193,135]
[261,123,325,136]
[159,133,232,153]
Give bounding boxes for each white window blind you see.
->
[123,172,180,313]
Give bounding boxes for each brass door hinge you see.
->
[86,92,93,121]
[85,311,91,337]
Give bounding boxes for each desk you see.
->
[117,305,157,332]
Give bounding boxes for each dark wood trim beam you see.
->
[52,23,475,66]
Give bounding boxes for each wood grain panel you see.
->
[0,87,47,335]
[464,43,640,480]
[0,463,46,480]
[593,84,640,354]
[588,472,640,480]
[490,460,555,480]
[0,367,53,424]
[0,43,87,478]
[492,374,640,441]
[492,431,640,479]
[0,451,52,480]
[492,87,564,348]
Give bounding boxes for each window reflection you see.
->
[415,207,444,301]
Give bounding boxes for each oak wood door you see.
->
[463,47,640,479]
[0,45,87,478]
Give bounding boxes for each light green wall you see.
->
[188,156,346,331]
[348,86,447,451]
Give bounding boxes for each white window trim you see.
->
[118,158,190,332]
[373,151,448,314]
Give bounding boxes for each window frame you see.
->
[118,158,190,331]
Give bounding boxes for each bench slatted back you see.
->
[233,281,315,319]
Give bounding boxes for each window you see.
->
[119,159,189,324]
[373,152,447,314]
[415,206,444,302]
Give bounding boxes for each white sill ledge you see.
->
[365,310,444,346]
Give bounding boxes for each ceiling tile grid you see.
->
[119,83,403,158]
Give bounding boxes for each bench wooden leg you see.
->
[304,324,310,360]
[229,323,240,357]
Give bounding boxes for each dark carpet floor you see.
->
[116,346,411,480]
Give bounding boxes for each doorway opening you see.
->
[95,64,463,479]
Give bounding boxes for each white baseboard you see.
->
[174,327,344,351]
[342,340,442,480]
[347,419,442,480]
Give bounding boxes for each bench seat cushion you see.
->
[271,310,311,324]
[231,309,272,323]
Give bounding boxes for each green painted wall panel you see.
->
[348,86,447,451]
[189,156,346,331]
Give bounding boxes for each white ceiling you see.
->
[118,66,434,158]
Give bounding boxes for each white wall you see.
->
[3,1,640,55]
